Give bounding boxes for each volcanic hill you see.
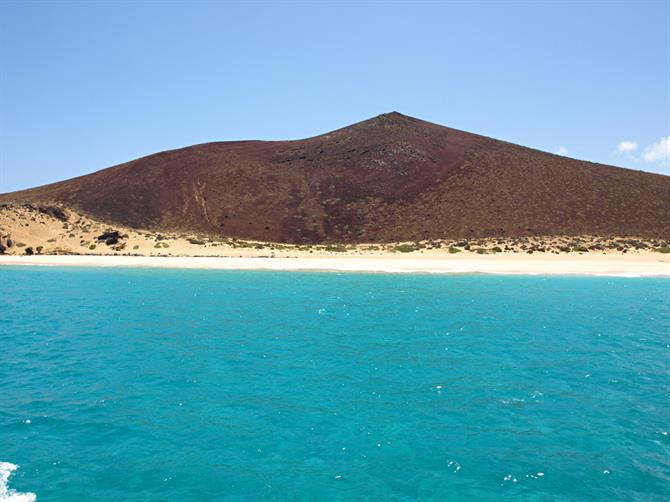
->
[2,112,669,243]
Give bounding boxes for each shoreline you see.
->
[1,253,669,277]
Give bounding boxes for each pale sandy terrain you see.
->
[1,253,669,276]
[1,203,669,276]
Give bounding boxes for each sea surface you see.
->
[1,267,669,501]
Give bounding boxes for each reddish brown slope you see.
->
[2,112,669,243]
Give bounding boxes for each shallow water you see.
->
[1,267,669,500]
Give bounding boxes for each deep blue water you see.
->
[1,267,669,501]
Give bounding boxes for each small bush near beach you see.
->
[448,246,461,254]
[394,244,415,253]
[325,244,348,252]
[655,246,670,253]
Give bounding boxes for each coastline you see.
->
[1,253,669,277]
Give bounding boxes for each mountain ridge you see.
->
[2,112,669,243]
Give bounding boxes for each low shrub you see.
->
[325,244,348,252]
[394,244,415,253]
[448,246,461,254]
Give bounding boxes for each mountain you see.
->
[2,112,669,243]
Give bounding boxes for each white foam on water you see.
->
[0,463,36,502]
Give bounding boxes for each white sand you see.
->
[1,253,669,276]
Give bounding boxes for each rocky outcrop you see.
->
[37,205,68,222]
[0,234,13,254]
[97,230,128,246]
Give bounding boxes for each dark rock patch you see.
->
[37,205,68,221]
[97,230,126,246]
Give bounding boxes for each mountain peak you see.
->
[372,111,412,122]
[352,111,420,131]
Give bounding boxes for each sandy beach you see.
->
[2,252,669,276]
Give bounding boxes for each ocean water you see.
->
[1,267,669,501]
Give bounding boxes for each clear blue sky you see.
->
[1,1,669,193]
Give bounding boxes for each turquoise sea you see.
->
[1,267,669,501]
